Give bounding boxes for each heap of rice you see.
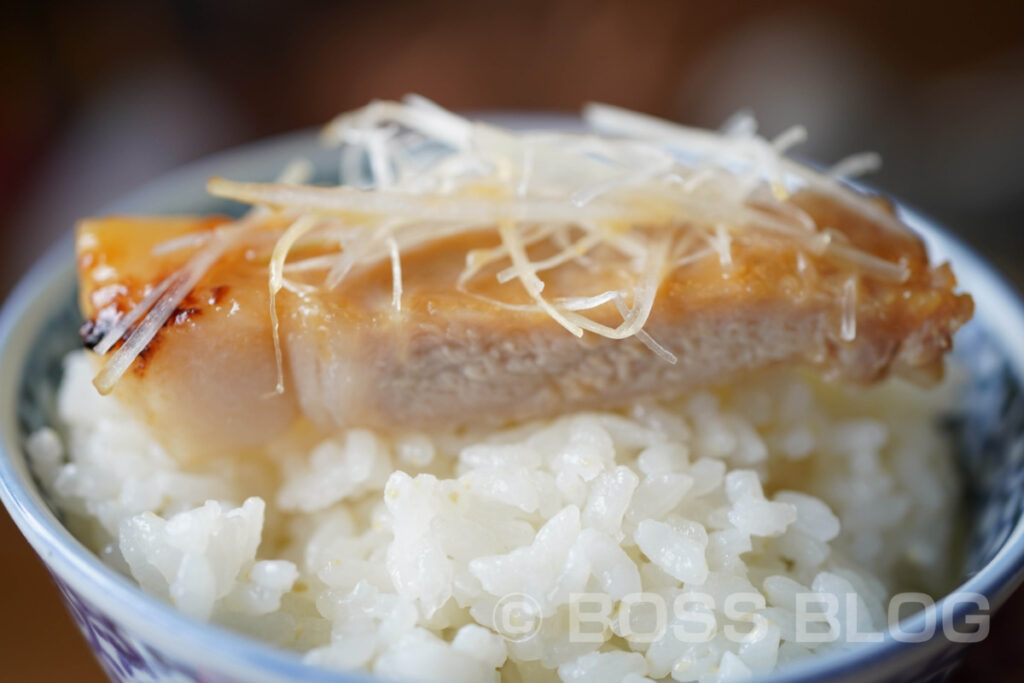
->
[28,351,960,682]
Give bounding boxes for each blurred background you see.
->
[1,0,1022,680]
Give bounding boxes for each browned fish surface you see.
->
[75,189,972,458]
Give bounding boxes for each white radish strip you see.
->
[498,222,583,337]
[281,278,319,295]
[364,127,396,189]
[841,276,858,342]
[456,289,625,316]
[720,109,757,137]
[455,288,543,312]
[323,99,471,150]
[96,158,314,392]
[772,125,808,154]
[614,294,677,364]
[283,255,338,273]
[93,232,236,394]
[268,214,322,394]
[92,274,176,355]
[325,229,376,290]
[386,235,403,314]
[151,232,211,256]
[570,163,671,207]
[556,290,622,311]
[150,159,312,257]
[680,168,716,193]
[556,237,667,341]
[457,224,556,290]
[829,152,882,179]
[749,197,818,233]
[710,224,733,269]
[597,229,649,262]
[208,178,667,226]
[325,218,405,290]
[582,102,912,237]
[673,246,714,269]
[606,239,667,339]
[210,176,838,261]
[827,241,910,283]
[496,232,602,284]
[403,94,476,149]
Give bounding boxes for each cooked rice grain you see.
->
[28,350,961,682]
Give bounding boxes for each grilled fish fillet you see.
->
[76,191,972,457]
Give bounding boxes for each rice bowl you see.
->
[1,105,1018,683]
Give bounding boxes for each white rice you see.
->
[28,350,961,682]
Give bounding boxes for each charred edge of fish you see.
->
[79,319,107,350]
[172,307,202,326]
[132,336,158,375]
[208,285,230,306]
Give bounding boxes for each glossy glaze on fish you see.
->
[76,189,972,458]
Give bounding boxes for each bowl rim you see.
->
[2,125,1024,682]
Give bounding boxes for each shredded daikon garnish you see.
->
[841,276,859,342]
[497,221,584,338]
[710,224,734,270]
[496,231,601,284]
[93,225,244,394]
[92,97,913,395]
[267,214,321,394]
[151,232,212,256]
[386,235,403,314]
[771,125,808,155]
[93,159,316,393]
[582,102,909,237]
[92,274,176,355]
[614,293,677,364]
[829,152,882,179]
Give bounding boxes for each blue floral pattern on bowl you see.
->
[53,574,204,683]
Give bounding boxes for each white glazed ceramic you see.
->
[2,122,1024,682]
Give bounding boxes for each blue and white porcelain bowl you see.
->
[2,124,1024,682]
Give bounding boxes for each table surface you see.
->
[2,507,1022,681]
